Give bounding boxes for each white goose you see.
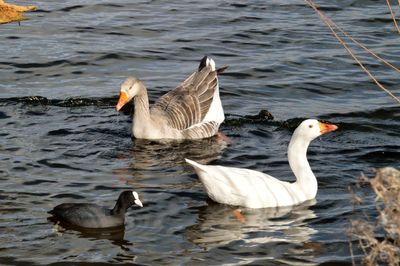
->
[116,56,226,140]
[185,119,338,208]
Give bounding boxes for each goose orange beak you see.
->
[318,121,338,134]
[116,91,129,111]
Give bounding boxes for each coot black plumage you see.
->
[48,191,143,228]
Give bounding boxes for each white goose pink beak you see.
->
[116,91,129,111]
[318,121,338,134]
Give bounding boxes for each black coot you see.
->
[48,190,143,228]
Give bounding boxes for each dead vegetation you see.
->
[0,0,37,24]
[348,167,400,266]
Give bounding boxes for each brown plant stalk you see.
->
[335,23,400,74]
[386,0,400,33]
[309,1,400,74]
[306,0,400,104]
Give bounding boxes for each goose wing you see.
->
[151,57,220,130]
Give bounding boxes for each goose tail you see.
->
[198,55,228,73]
[185,158,208,173]
[198,56,216,71]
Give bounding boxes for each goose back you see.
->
[151,63,219,131]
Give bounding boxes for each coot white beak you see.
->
[132,191,143,207]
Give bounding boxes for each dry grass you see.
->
[0,0,37,24]
[348,167,400,266]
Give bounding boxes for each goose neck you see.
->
[133,87,150,122]
[287,133,318,199]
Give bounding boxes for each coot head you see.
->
[112,190,143,215]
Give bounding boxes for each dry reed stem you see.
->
[386,0,400,33]
[308,0,400,74]
[348,168,400,266]
[335,23,400,74]
[306,0,400,104]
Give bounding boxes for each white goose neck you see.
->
[133,86,150,122]
[132,85,152,138]
[287,132,318,200]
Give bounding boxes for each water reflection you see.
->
[48,218,132,251]
[113,137,228,183]
[186,200,317,248]
[131,137,228,168]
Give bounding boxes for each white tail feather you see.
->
[207,58,216,71]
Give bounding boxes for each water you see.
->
[1,0,399,265]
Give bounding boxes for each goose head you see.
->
[116,77,144,111]
[294,119,338,142]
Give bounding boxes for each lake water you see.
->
[1,0,399,265]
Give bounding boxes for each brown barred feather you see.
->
[151,62,219,131]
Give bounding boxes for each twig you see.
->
[306,0,400,104]
[386,0,400,33]
[306,2,400,74]
[335,22,400,74]
[349,238,356,266]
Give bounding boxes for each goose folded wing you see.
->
[151,66,218,130]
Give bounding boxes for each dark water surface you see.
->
[1,0,399,265]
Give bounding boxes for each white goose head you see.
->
[293,119,338,142]
[116,77,144,111]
